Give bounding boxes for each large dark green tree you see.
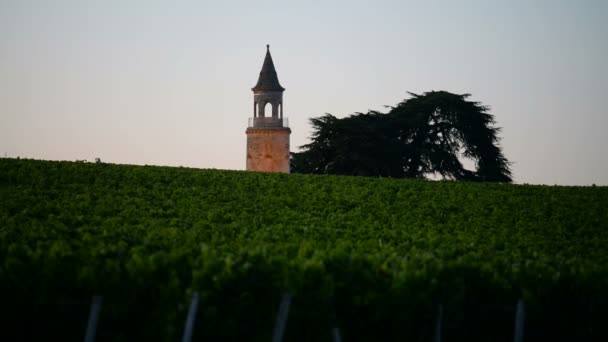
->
[291,91,512,182]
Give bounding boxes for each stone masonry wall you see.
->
[246,127,290,173]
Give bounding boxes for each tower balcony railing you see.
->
[248,117,289,128]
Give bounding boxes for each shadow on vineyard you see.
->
[1,158,607,341]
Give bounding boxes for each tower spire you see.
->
[252,45,285,91]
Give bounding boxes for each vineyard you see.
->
[1,158,607,341]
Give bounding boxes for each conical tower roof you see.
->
[252,45,285,92]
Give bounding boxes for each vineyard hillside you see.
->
[1,158,607,341]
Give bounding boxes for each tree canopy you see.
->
[291,91,512,182]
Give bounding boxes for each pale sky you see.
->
[1,0,606,185]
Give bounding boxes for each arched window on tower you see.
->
[264,102,272,118]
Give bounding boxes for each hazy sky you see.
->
[1,0,606,185]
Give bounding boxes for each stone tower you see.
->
[246,45,291,173]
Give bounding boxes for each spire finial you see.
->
[267,44,269,51]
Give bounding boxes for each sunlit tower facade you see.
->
[246,45,291,173]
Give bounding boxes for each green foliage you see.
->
[1,158,607,340]
[291,91,512,182]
